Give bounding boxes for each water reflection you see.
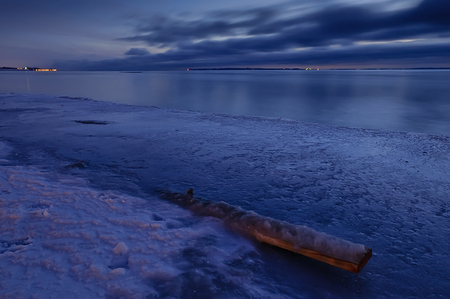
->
[1,70,449,136]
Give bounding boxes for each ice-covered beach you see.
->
[1,92,450,298]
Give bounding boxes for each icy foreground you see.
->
[1,93,450,298]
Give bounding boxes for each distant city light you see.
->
[24,67,57,72]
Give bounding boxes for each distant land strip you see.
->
[187,67,450,71]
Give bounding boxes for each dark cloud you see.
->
[406,0,450,25]
[247,0,450,48]
[124,48,150,56]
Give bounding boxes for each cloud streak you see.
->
[119,7,278,45]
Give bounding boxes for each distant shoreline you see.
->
[0,67,57,72]
[2,66,450,72]
[187,67,450,71]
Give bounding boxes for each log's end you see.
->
[355,247,372,274]
[253,231,372,274]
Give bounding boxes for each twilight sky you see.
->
[1,0,449,70]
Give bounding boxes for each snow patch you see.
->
[112,242,129,255]
[0,165,264,298]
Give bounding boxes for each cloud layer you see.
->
[56,0,450,70]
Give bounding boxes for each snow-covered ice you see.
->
[1,93,450,298]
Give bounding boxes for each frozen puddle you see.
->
[0,165,269,298]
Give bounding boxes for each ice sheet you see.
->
[1,93,450,298]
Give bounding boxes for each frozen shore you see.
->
[1,93,450,298]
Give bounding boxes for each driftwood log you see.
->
[159,189,372,273]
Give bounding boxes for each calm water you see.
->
[1,70,450,136]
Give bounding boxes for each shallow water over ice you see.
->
[1,70,450,136]
[1,93,450,298]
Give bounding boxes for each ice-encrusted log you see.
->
[159,190,372,274]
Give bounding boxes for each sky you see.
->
[1,0,449,70]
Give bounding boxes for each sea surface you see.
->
[1,69,449,136]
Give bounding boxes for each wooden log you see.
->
[158,190,372,274]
